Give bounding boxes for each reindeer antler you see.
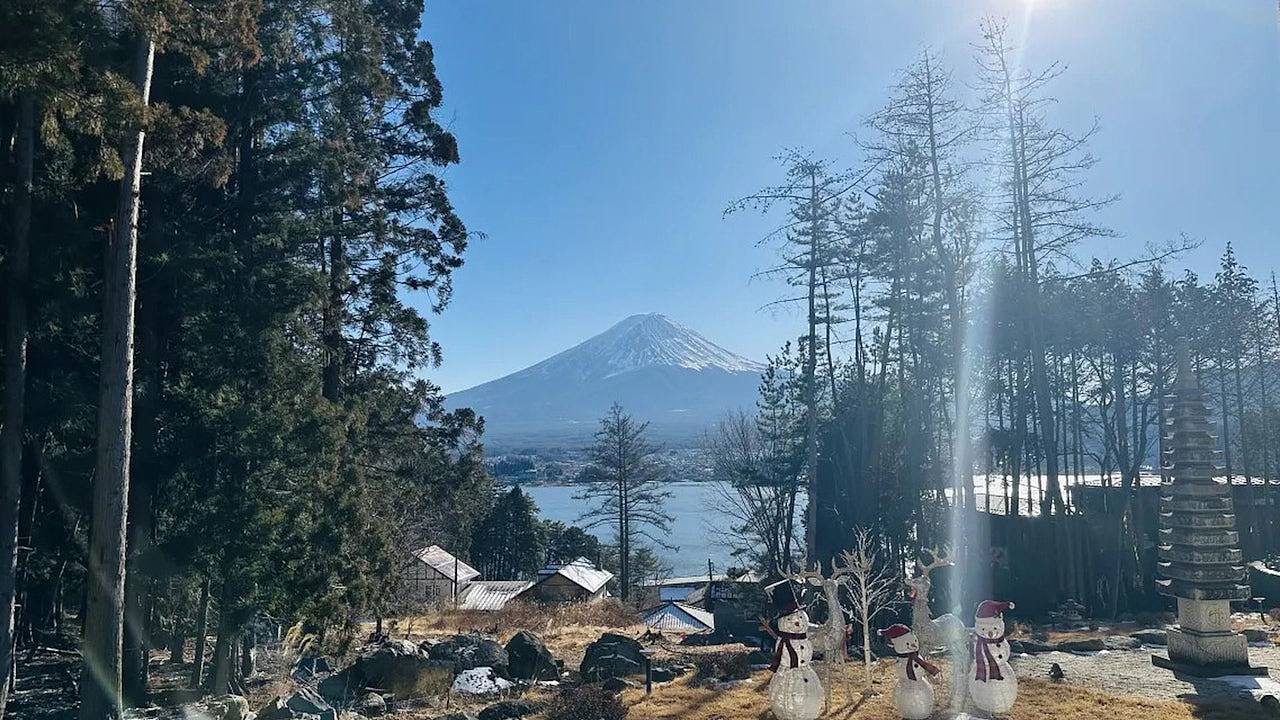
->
[786,558,827,586]
[917,545,954,578]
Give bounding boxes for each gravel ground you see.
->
[1011,645,1280,704]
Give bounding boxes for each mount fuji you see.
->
[447,313,764,449]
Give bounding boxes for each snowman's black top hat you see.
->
[764,578,804,616]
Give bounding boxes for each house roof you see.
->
[458,580,534,611]
[641,575,728,588]
[643,601,715,634]
[412,545,480,584]
[535,557,613,594]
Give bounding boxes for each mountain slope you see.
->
[447,314,763,448]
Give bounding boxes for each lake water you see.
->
[522,481,736,577]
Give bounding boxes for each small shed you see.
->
[403,545,479,606]
[643,601,715,635]
[457,580,535,612]
[517,557,613,603]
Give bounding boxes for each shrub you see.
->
[691,649,752,681]
[545,685,628,720]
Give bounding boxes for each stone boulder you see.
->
[1130,629,1168,646]
[1245,628,1273,644]
[353,692,387,717]
[1102,635,1142,651]
[580,633,646,681]
[431,633,509,677]
[600,676,638,693]
[477,700,537,720]
[129,695,250,720]
[452,667,515,695]
[1055,637,1105,653]
[650,666,680,683]
[505,631,558,681]
[1009,639,1053,654]
[319,639,452,705]
[259,688,335,720]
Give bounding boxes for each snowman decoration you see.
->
[764,579,824,720]
[879,624,939,720]
[968,600,1018,716]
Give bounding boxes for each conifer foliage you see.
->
[0,0,490,712]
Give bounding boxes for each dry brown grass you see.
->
[616,665,1268,720]
[375,606,1270,720]
[387,600,645,667]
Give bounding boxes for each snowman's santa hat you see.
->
[878,623,913,641]
[764,578,804,616]
[975,600,1015,619]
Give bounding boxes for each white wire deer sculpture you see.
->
[788,557,853,712]
[907,545,969,712]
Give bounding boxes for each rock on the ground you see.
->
[601,676,638,693]
[477,700,537,720]
[1010,639,1054,654]
[505,630,558,681]
[1103,635,1142,651]
[1245,628,1273,643]
[452,666,516,695]
[580,632,646,681]
[128,695,251,720]
[1056,638,1105,652]
[317,667,364,705]
[1130,629,1168,646]
[431,633,510,677]
[440,714,478,720]
[259,688,335,720]
[353,692,386,717]
[650,666,680,682]
[321,638,453,704]
[285,688,332,716]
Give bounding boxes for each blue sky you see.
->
[419,0,1280,393]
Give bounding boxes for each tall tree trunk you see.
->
[122,287,161,706]
[80,33,155,720]
[803,170,820,559]
[0,93,35,719]
[189,578,210,688]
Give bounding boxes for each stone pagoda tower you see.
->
[1152,339,1264,676]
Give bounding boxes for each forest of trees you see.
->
[0,0,506,715]
[717,18,1280,616]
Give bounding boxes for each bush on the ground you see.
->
[691,649,751,681]
[545,686,628,720]
[419,599,636,635]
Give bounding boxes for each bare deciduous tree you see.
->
[840,527,901,692]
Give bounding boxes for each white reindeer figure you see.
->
[788,559,852,713]
[907,546,969,712]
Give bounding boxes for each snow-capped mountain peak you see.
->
[446,313,764,448]
[524,313,763,381]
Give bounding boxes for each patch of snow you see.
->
[451,667,514,695]
[1214,675,1280,700]
[712,678,754,690]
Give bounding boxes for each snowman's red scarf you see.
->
[770,631,807,671]
[972,632,1007,682]
[895,650,940,681]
